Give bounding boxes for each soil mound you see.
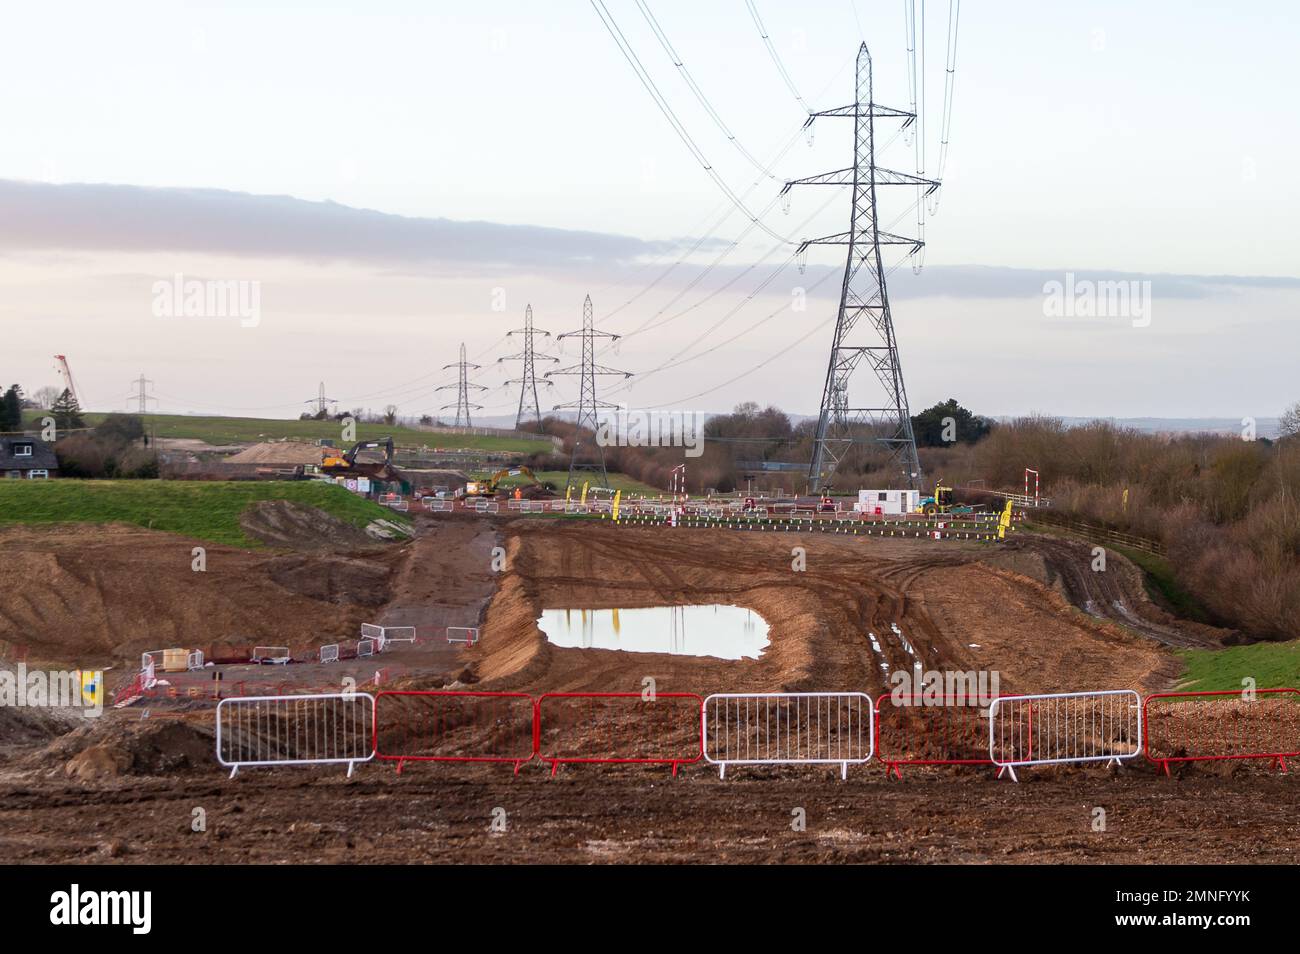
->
[240,499,377,550]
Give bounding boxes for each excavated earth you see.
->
[2,511,1296,865]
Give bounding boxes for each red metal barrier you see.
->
[874,692,993,778]
[373,691,536,774]
[1144,689,1300,775]
[536,692,704,776]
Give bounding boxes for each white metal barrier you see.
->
[988,690,1143,782]
[215,692,376,778]
[251,645,291,665]
[424,498,453,512]
[446,626,479,645]
[361,623,414,650]
[703,692,875,779]
[142,649,166,671]
[385,499,409,512]
[474,500,499,514]
[357,638,376,658]
[186,650,205,671]
[319,643,340,664]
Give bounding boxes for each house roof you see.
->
[0,435,59,471]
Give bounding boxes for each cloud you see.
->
[0,179,687,271]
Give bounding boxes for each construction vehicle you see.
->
[321,438,397,480]
[918,477,979,516]
[457,466,547,499]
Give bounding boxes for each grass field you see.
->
[1176,641,1300,691]
[0,480,406,547]
[23,410,548,454]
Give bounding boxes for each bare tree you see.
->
[1281,401,1300,439]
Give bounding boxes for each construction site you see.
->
[3,5,1299,911]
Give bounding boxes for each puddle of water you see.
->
[537,605,770,660]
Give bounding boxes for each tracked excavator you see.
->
[320,437,400,481]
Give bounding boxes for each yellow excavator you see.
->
[457,466,541,499]
[321,438,397,480]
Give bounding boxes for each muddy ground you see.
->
[3,509,1286,865]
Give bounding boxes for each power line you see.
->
[744,0,812,115]
[589,0,792,246]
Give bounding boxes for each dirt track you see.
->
[2,511,1273,865]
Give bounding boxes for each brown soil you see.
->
[3,513,1288,865]
[0,523,399,668]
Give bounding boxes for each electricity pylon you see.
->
[303,381,335,417]
[782,42,937,493]
[437,343,486,427]
[128,374,156,414]
[546,295,631,490]
[498,304,556,428]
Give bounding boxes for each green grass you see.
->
[1175,641,1300,691]
[0,479,406,547]
[22,410,547,454]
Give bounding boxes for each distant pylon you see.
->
[498,304,557,428]
[782,42,937,492]
[546,295,631,489]
[437,343,486,427]
[128,374,156,414]
[303,381,336,417]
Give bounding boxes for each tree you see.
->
[50,388,85,432]
[94,413,145,443]
[1,385,21,432]
[32,385,62,410]
[911,398,993,447]
[1281,401,1300,440]
[382,405,398,426]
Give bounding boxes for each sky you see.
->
[2,0,1297,422]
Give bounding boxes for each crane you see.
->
[53,355,83,408]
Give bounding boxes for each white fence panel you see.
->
[988,690,1143,781]
[216,692,376,778]
[356,638,376,658]
[381,626,415,645]
[319,643,340,664]
[703,692,875,779]
[187,650,205,671]
[424,498,453,512]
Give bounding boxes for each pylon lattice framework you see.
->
[498,304,556,428]
[782,42,938,493]
[546,294,631,489]
[437,342,487,427]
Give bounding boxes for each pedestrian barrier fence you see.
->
[446,627,479,645]
[989,690,1142,782]
[424,498,453,512]
[142,649,166,671]
[1143,689,1300,775]
[474,500,499,513]
[356,638,376,658]
[216,691,375,778]
[385,499,409,512]
[537,692,704,776]
[703,692,874,779]
[186,650,205,671]
[319,643,340,664]
[373,691,536,774]
[874,692,993,777]
[380,626,416,645]
[251,645,291,665]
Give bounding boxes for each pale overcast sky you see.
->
[2,0,1297,421]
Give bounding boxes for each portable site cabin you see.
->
[855,488,920,516]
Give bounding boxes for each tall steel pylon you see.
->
[782,42,938,493]
[498,304,556,428]
[128,374,156,414]
[546,295,631,489]
[437,342,486,427]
